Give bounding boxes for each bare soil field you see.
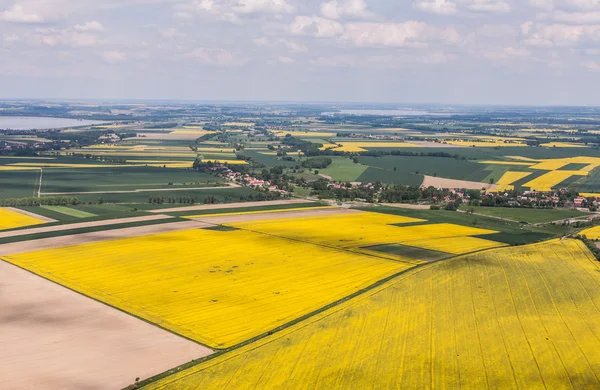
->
[5,207,57,223]
[193,208,359,225]
[0,214,174,239]
[0,261,211,390]
[422,175,497,190]
[149,198,313,213]
[0,220,212,255]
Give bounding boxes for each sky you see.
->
[0,0,600,105]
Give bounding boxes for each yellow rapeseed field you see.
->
[3,228,409,348]
[540,142,588,148]
[523,170,588,192]
[228,212,502,255]
[203,159,248,165]
[320,142,423,152]
[0,208,46,230]
[444,140,526,147]
[579,226,600,239]
[147,239,600,390]
[490,171,534,192]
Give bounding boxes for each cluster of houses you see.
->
[207,165,288,194]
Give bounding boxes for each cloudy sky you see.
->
[0,0,599,105]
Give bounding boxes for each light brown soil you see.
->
[0,260,212,390]
[0,214,175,239]
[4,207,57,223]
[422,175,497,190]
[149,199,314,214]
[0,221,212,255]
[192,208,359,225]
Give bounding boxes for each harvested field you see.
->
[0,261,211,390]
[148,199,314,213]
[2,227,410,348]
[422,175,496,190]
[0,220,209,255]
[146,239,600,389]
[0,214,174,240]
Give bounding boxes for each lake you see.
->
[0,116,107,130]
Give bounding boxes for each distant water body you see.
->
[0,116,106,130]
[322,109,447,116]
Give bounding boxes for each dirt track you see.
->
[0,214,174,239]
[0,221,212,255]
[0,261,211,390]
[192,208,359,225]
[149,199,313,213]
[422,175,497,190]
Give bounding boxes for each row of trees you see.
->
[0,196,80,207]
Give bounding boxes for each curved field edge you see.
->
[141,238,600,389]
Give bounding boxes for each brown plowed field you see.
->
[0,261,211,390]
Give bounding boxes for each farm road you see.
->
[0,214,174,239]
[148,198,313,213]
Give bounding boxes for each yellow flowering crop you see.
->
[523,170,588,192]
[490,171,534,192]
[147,239,600,390]
[3,228,408,348]
[320,142,423,152]
[228,212,501,256]
[0,208,46,231]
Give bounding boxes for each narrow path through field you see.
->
[148,199,313,213]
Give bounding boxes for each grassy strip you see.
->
[41,205,97,218]
[0,217,183,245]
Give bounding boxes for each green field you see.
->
[365,243,452,262]
[41,206,97,218]
[317,157,368,182]
[460,206,591,224]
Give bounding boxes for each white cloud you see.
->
[413,0,457,15]
[0,4,43,23]
[159,28,185,38]
[523,23,600,46]
[467,0,511,13]
[102,51,127,64]
[583,60,600,71]
[278,56,295,63]
[528,0,554,10]
[74,21,104,32]
[522,21,534,34]
[289,16,344,38]
[320,0,371,19]
[234,0,295,14]
[253,37,308,52]
[183,48,243,66]
[342,22,461,47]
[566,0,600,10]
[551,10,600,24]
